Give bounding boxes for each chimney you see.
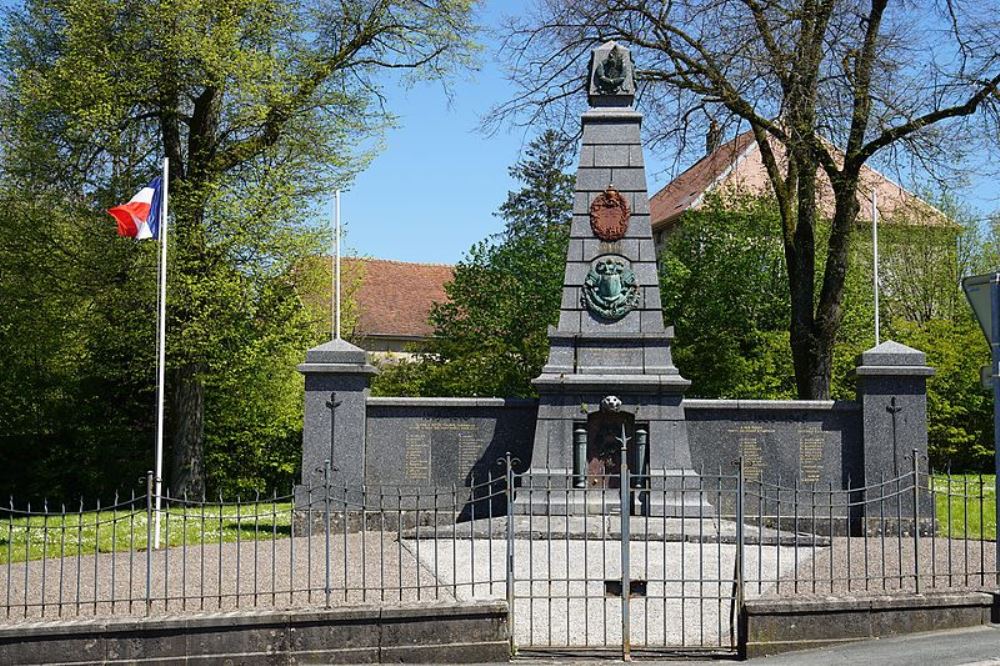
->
[706,119,722,156]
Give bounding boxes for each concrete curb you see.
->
[0,600,509,665]
[743,590,995,658]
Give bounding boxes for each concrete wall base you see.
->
[0,601,509,665]
[743,591,995,658]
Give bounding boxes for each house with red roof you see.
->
[649,130,950,248]
[342,258,454,355]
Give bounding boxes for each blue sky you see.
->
[340,2,537,265]
[341,4,999,265]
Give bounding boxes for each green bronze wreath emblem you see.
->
[581,257,641,320]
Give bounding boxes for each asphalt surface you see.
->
[507,625,1000,664]
[743,625,1000,665]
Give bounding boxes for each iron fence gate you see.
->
[499,449,744,659]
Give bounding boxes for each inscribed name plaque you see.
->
[798,425,826,484]
[403,429,432,482]
[730,424,773,481]
[364,402,537,488]
[686,404,862,492]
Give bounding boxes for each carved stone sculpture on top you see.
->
[588,41,635,104]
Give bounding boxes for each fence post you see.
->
[503,451,516,657]
[323,459,332,609]
[144,470,154,616]
[619,426,631,662]
[911,449,921,594]
[735,456,745,641]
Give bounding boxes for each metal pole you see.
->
[324,459,332,608]
[334,190,341,340]
[912,449,921,594]
[504,451,516,656]
[735,456,745,641]
[872,188,880,347]
[991,275,1000,584]
[145,471,154,615]
[619,425,631,662]
[153,156,169,549]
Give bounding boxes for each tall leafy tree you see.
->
[493,0,1000,399]
[373,130,574,397]
[1,0,477,496]
[659,194,795,398]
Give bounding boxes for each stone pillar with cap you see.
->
[295,339,377,505]
[855,340,935,520]
[522,41,706,516]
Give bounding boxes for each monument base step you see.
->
[400,516,829,546]
[512,489,714,518]
[514,469,715,517]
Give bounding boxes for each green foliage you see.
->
[372,130,574,398]
[663,189,994,470]
[659,194,796,398]
[0,0,477,498]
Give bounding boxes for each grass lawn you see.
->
[932,474,996,541]
[1,501,293,564]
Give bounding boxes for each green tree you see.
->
[662,189,995,469]
[1,0,477,496]
[373,130,574,397]
[659,194,795,398]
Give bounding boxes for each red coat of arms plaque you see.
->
[589,186,630,241]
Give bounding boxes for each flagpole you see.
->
[872,188,880,347]
[153,157,169,549]
[334,189,341,340]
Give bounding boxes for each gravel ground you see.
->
[766,533,998,597]
[0,531,443,622]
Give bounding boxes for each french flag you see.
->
[107,176,164,239]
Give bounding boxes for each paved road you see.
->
[508,625,1000,664]
[745,625,1000,665]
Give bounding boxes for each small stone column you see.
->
[856,340,934,524]
[297,339,377,497]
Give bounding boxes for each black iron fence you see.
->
[1,453,997,657]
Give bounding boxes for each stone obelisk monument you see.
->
[522,41,705,516]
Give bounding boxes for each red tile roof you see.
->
[649,130,950,231]
[649,131,756,230]
[345,258,453,339]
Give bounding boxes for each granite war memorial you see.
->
[296,41,934,524]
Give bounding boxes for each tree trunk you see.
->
[790,327,834,398]
[786,146,834,400]
[170,362,206,497]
